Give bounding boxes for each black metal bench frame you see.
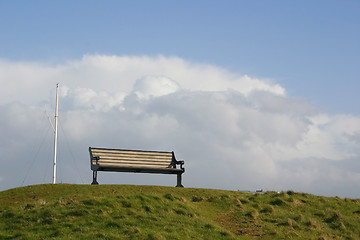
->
[89,147,185,187]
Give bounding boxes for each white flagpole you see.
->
[52,83,59,184]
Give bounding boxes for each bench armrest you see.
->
[176,160,184,170]
[91,156,100,165]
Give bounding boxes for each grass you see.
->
[0,185,359,239]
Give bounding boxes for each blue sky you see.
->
[1,1,360,197]
[1,0,359,114]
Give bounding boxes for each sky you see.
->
[0,1,359,198]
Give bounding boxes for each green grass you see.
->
[0,185,359,239]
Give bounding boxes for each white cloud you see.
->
[0,55,359,198]
[133,76,180,100]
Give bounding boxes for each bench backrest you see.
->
[89,147,176,169]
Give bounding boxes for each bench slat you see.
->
[98,160,170,168]
[96,154,171,160]
[97,156,171,163]
[98,162,173,168]
[98,166,183,174]
[97,158,170,162]
[92,153,172,159]
[91,149,172,156]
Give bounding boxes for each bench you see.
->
[89,147,185,187]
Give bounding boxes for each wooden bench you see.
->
[89,147,185,187]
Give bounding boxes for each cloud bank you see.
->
[0,55,359,198]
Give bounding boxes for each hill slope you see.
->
[0,184,359,239]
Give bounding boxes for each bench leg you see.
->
[91,171,99,185]
[176,173,184,187]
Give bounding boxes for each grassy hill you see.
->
[0,184,359,239]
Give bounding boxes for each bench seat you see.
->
[89,147,185,187]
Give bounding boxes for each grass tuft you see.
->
[307,219,318,229]
[81,199,97,206]
[126,227,141,234]
[234,198,243,208]
[353,209,360,214]
[121,200,132,208]
[287,190,295,195]
[325,211,342,223]
[285,218,297,228]
[240,198,249,204]
[163,193,174,201]
[260,205,274,214]
[246,209,259,219]
[192,195,203,202]
[270,198,287,206]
